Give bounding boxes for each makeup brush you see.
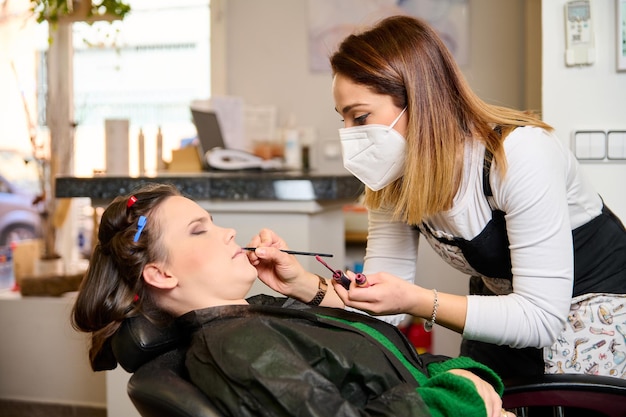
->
[243,248,333,258]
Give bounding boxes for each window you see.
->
[37,0,211,175]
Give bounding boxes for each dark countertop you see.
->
[55,170,364,203]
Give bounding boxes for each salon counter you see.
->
[55,170,363,204]
[56,169,364,293]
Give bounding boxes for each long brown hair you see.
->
[330,15,551,224]
[71,182,181,370]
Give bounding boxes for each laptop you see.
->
[190,109,227,156]
[190,108,284,171]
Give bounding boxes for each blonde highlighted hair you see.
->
[330,15,551,224]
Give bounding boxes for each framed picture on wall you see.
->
[307,0,470,72]
[616,0,626,71]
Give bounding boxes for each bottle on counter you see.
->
[156,126,166,172]
[299,126,316,172]
[283,114,302,170]
[138,128,145,175]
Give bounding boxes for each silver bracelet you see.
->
[424,289,438,332]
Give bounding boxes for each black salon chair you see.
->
[111,316,225,417]
[502,374,626,417]
[113,315,626,417]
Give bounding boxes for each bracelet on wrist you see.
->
[306,275,328,306]
[424,289,438,332]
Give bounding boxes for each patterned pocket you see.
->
[544,293,626,378]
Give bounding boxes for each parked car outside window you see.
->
[0,149,43,246]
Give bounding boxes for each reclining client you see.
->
[72,182,514,417]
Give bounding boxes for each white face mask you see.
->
[339,107,407,191]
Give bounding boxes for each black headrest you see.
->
[112,315,182,373]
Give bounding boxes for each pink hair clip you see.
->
[127,195,138,208]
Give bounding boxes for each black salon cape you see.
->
[178,295,501,417]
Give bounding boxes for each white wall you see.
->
[542,0,626,220]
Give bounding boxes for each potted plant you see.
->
[30,0,131,24]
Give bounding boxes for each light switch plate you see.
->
[607,131,626,160]
[573,130,606,160]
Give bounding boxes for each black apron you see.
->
[420,148,626,379]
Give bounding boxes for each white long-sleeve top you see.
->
[363,126,603,348]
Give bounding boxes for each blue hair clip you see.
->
[134,216,147,242]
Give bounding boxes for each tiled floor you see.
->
[0,400,106,417]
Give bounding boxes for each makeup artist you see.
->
[73,182,513,417]
[257,15,626,380]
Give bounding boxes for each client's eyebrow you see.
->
[188,216,210,227]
